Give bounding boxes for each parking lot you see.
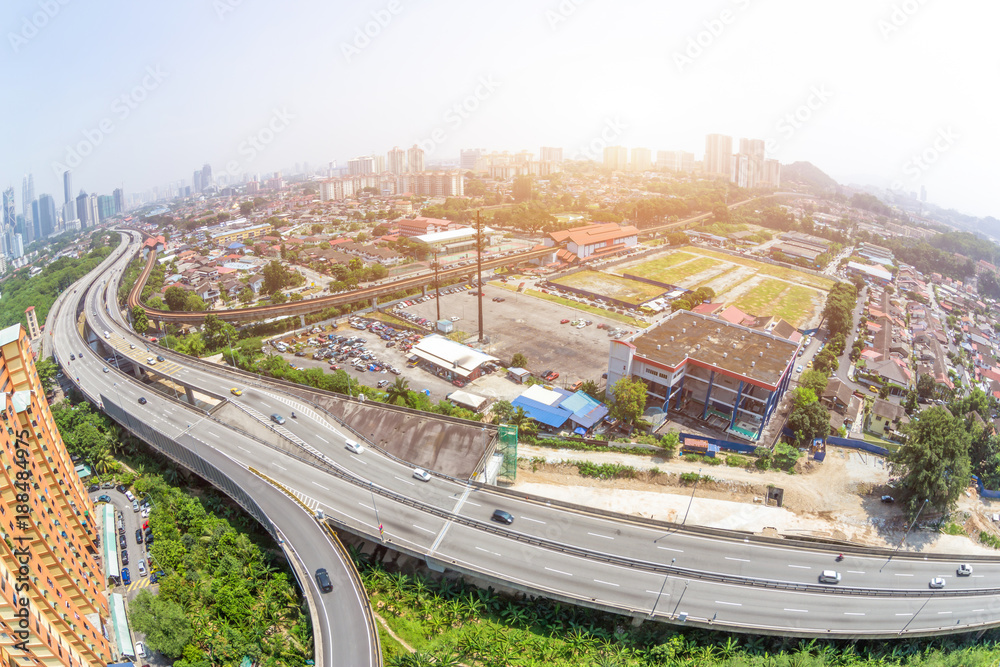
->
[89,483,166,665]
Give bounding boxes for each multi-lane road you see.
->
[49,230,1000,646]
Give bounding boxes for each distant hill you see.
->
[780,161,839,193]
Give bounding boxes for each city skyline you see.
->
[3,1,998,216]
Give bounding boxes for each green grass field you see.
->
[550,271,663,304]
[623,251,698,277]
[684,246,836,291]
[731,279,819,327]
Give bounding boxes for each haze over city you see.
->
[3,0,998,216]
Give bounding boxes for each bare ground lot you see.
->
[515,443,1000,555]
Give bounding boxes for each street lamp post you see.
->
[884,498,928,570]
[649,558,675,619]
[681,468,702,526]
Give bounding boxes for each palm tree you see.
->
[386,377,411,407]
[509,406,537,437]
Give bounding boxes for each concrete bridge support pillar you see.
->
[422,284,427,296]
[185,386,196,406]
[371,296,378,310]
[300,314,306,329]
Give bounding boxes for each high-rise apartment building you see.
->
[24,307,40,340]
[460,148,486,172]
[630,147,652,172]
[761,159,781,187]
[112,188,124,215]
[96,196,114,222]
[87,196,99,228]
[0,324,112,663]
[348,156,383,176]
[396,170,464,197]
[656,150,696,172]
[62,171,72,206]
[540,147,563,163]
[730,153,750,188]
[704,134,733,176]
[603,146,628,170]
[407,144,425,173]
[193,170,203,193]
[387,147,408,175]
[201,163,213,190]
[737,138,766,188]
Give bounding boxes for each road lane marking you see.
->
[894,573,914,577]
[521,517,545,524]
[847,570,865,574]
[657,546,683,553]
[716,601,742,606]
[844,612,865,616]
[587,532,613,540]
[972,609,985,612]
[936,611,952,615]
[316,435,329,443]
[238,446,250,452]
[788,564,811,569]
[393,476,415,486]
[413,525,435,534]
[350,455,367,465]
[273,464,286,470]
[465,500,481,507]
[594,579,619,587]
[545,567,572,577]
[311,482,329,490]
[784,608,808,613]
[725,557,750,562]
[895,613,913,616]
[475,546,502,557]
[358,503,374,511]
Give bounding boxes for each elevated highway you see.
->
[46,229,1000,641]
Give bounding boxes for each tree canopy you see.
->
[609,377,647,424]
[891,406,972,515]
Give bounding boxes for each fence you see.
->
[621,273,685,293]
[539,279,638,312]
[825,436,890,457]
[679,432,757,454]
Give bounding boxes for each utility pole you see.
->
[476,210,484,343]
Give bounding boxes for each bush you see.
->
[725,454,751,468]
[980,531,1000,549]
[574,461,637,480]
[941,522,965,536]
[754,446,773,470]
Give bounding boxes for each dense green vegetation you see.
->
[359,554,1000,666]
[0,231,114,330]
[131,475,312,665]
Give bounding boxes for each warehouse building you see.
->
[410,334,499,382]
[607,310,799,441]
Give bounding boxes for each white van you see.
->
[819,570,841,584]
[103,331,110,339]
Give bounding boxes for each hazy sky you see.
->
[3,0,998,217]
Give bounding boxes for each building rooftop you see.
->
[626,310,798,388]
[0,324,21,347]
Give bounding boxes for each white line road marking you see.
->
[350,455,367,465]
[716,601,742,606]
[273,464,286,470]
[393,476,415,486]
[594,579,619,587]
[844,612,865,616]
[657,546,683,553]
[465,500,481,507]
[784,608,808,613]
[894,573,914,577]
[413,525,435,534]
[521,517,545,524]
[475,546,502,557]
[545,567,572,577]
[937,611,952,615]
[311,482,329,490]
[972,609,985,612]
[316,435,329,443]
[238,446,250,453]
[587,532,613,540]
[847,570,865,574]
[358,503,374,511]
[788,564,811,569]
[895,613,913,616]
[725,557,750,562]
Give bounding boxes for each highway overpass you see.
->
[50,229,1000,643]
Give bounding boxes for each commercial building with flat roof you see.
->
[0,324,112,664]
[607,311,798,441]
[410,335,498,381]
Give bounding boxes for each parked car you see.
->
[121,567,131,585]
[136,529,144,544]
[96,495,111,504]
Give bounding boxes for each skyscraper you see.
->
[193,169,203,193]
[76,191,90,228]
[62,170,72,205]
[408,144,425,173]
[201,163,213,189]
[704,134,733,176]
[2,187,14,231]
[37,194,56,238]
[113,187,125,214]
[30,200,40,240]
[738,138,766,188]
[21,174,34,231]
[87,195,100,226]
[0,323,112,663]
[97,195,115,221]
[387,146,408,175]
